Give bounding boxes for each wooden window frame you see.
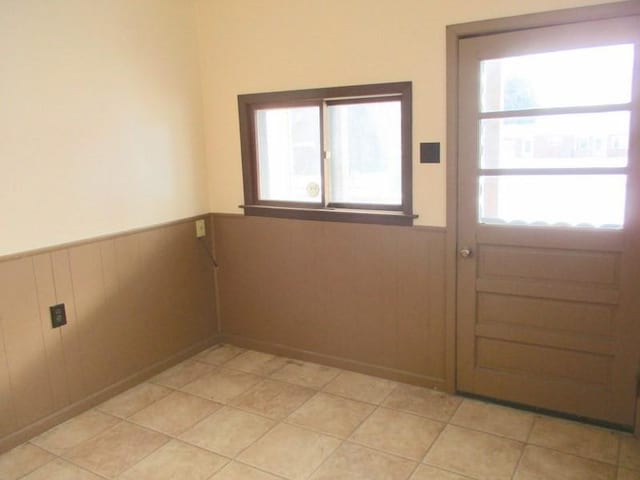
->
[238,82,415,226]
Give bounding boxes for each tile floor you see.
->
[1,344,639,480]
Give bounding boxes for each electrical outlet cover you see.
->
[50,303,67,328]
[195,219,206,238]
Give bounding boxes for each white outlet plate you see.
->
[195,219,206,238]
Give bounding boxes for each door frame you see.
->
[445,0,640,432]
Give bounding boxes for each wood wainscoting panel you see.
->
[50,250,87,405]
[0,217,218,453]
[0,272,18,437]
[32,254,70,412]
[213,214,449,389]
[0,258,55,430]
[69,241,126,394]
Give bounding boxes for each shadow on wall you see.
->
[0,218,218,450]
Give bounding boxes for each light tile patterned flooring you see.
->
[1,344,639,480]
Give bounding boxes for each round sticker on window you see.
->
[306,182,320,198]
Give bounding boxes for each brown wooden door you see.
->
[456,16,640,427]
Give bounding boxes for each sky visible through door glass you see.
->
[480,44,634,111]
[478,44,635,228]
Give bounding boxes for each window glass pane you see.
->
[480,111,630,169]
[256,106,321,203]
[479,175,626,228]
[481,44,634,112]
[328,101,401,205]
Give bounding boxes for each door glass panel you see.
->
[327,101,402,205]
[480,112,630,169]
[481,44,634,112]
[256,106,322,203]
[479,175,626,228]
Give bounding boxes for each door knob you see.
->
[459,248,473,258]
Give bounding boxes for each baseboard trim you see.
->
[0,335,222,454]
[221,334,447,391]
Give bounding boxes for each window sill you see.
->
[240,205,417,226]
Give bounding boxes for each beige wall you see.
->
[195,0,617,227]
[1,0,619,256]
[0,0,208,257]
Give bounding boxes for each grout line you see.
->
[318,388,397,408]
[281,393,378,442]
[421,463,481,480]
[438,417,532,444]
[420,420,447,468]
[345,435,432,464]
[304,392,410,478]
[202,459,230,480]
[225,458,290,479]
[233,420,278,458]
[405,462,421,480]
[227,394,311,421]
[524,420,621,466]
[302,429,348,477]
[14,453,57,480]
[62,456,112,480]
[254,361,384,478]
[521,444,621,469]
[509,442,527,480]
[29,408,120,456]
[615,430,624,467]
[378,379,401,406]
[524,413,538,444]
[279,392,319,425]
[447,394,465,420]
[100,421,172,478]
[511,412,538,480]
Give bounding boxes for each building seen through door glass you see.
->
[478,44,634,228]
